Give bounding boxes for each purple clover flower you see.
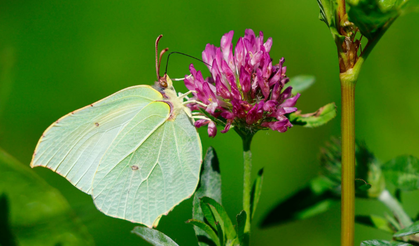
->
[184,29,300,137]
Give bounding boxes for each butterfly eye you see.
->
[159,75,168,88]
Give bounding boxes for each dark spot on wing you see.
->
[95,122,99,127]
[131,165,139,171]
[90,104,93,107]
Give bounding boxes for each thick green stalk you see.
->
[242,134,253,234]
[340,69,358,246]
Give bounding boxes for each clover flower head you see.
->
[184,29,300,137]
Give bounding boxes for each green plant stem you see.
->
[337,0,347,25]
[340,70,357,246]
[242,134,253,235]
[378,189,412,228]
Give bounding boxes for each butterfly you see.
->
[30,35,202,228]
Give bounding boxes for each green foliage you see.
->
[187,220,220,246]
[361,240,412,246]
[288,102,337,128]
[355,215,394,233]
[0,148,93,246]
[261,138,386,227]
[382,155,419,191]
[131,226,179,246]
[249,168,264,221]
[260,176,339,227]
[347,0,419,40]
[193,147,222,246]
[236,211,248,246]
[201,197,237,242]
[284,75,315,94]
[394,220,419,237]
[317,0,342,39]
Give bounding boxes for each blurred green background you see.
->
[1,0,419,245]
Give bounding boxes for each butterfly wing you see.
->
[31,85,202,227]
[31,85,169,194]
[92,109,201,227]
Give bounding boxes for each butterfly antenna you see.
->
[155,35,169,87]
[165,52,211,76]
[155,35,163,80]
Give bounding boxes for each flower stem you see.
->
[378,189,412,228]
[242,133,254,235]
[340,70,357,246]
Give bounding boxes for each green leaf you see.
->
[382,155,419,191]
[394,220,419,237]
[361,240,412,246]
[260,176,339,227]
[317,0,342,38]
[201,197,237,241]
[216,223,224,246]
[284,75,315,94]
[193,147,222,246]
[0,194,17,246]
[0,148,93,246]
[226,237,240,246]
[347,0,419,40]
[132,226,179,246]
[200,200,217,230]
[250,168,264,221]
[187,219,220,246]
[385,212,402,231]
[236,211,249,246]
[355,178,372,191]
[289,102,337,128]
[355,215,394,233]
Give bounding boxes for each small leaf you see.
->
[201,197,237,241]
[132,226,179,246]
[216,223,224,246]
[317,0,342,39]
[226,237,240,246]
[361,240,412,246]
[394,220,419,237]
[355,215,394,233]
[355,178,372,191]
[289,102,337,128]
[193,147,222,246]
[236,211,249,246]
[260,176,338,227]
[384,212,402,232]
[187,219,220,246]
[284,75,315,94]
[382,155,419,191]
[361,240,410,246]
[200,200,217,230]
[250,168,264,221]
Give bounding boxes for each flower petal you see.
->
[208,121,217,137]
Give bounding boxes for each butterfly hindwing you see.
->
[92,110,202,227]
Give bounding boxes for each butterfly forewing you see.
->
[31,85,166,194]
